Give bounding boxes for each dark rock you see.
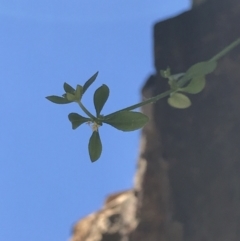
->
[134,0,240,240]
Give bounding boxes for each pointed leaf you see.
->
[178,61,217,86]
[181,75,206,94]
[66,93,76,101]
[75,85,83,100]
[94,84,109,116]
[168,93,191,109]
[68,113,90,129]
[46,95,72,104]
[103,111,149,132]
[63,82,75,94]
[88,131,102,162]
[83,72,99,94]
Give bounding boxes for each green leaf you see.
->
[63,82,75,94]
[68,113,90,129]
[187,61,217,76]
[103,111,149,132]
[65,85,83,102]
[83,72,99,94]
[75,85,83,100]
[180,75,206,94]
[46,95,72,104]
[178,61,217,86]
[66,93,77,101]
[168,93,191,109]
[94,84,109,116]
[88,131,102,162]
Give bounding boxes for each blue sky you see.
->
[0,1,190,240]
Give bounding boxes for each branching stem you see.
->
[77,101,97,121]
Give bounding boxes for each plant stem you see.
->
[106,89,173,117]
[77,101,97,121]
[177,39,240,88]
[106,38,240,117]
[209,38,240,62]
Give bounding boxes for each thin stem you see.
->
[176,39,240,89]
[77,101,97,121]
[106,39,240,116]
[106,89,173,117]
[209,38,240,62]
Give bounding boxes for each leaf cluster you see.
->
[161,61,217,109]
[46,72,149,162]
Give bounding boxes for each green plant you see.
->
[46,38,240,162]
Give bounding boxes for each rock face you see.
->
[192,0,207,7]
[70,191,138,241]
[70,0,240,240]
